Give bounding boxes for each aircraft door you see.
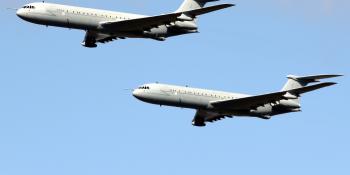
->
[61,11,70,26]
[53,9,70,27]
[172,89,182,105]
[158,87,181,106]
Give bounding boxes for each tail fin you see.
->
[282,74,342,91]
[176,0,219,12]
[174,0,233,30]
[281,74,342,105]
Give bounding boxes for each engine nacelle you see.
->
[173,21,198,30]
[81,41,97,48]
[143,26,168,37]
[250,104,273,115]
[192,118,206,127]
[279,100,301,109]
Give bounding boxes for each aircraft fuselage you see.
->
[16,2,196,39]
[133,83,301,118]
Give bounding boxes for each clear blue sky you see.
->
[0,0,349,174]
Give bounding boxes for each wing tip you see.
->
[318,74,344,78]
[222,3,235,7]
[333,74,344,78]
[323,82,338,86]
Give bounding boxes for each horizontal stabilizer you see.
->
[176,0,222,12]
[282,74,342,91]
[287,74,343,83]
[198,0,220,2]
[181,4,234,17]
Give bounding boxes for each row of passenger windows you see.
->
[58,8,131,20]
[23,6,35,9]
[171,89,234,99]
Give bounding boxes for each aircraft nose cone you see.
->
[16,9,25,18]
[133,89,146,100]
[132,89,140,98]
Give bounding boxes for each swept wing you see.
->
[210,82,337,110]
[100,4,234,32]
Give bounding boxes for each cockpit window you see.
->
[138,86,150,89]
[23,5,35,9]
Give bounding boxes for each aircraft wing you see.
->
[210,82,336,110]
[192,109,231,126]
[100,4,234,32]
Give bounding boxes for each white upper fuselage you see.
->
[132,83,304,118]
[133,83,250,112]
[16,2,145,34]
[15,1,234,47]
[135,74,341,126]
[16,2,199,41]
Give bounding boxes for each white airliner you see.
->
[133,74,342,127]
[16,0,233,47]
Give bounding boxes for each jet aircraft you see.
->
[133,74,342,127]
[16,0,234,47]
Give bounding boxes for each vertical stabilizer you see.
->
[173,0,232,32]
[281,74,342,105]
[282,74,342,91]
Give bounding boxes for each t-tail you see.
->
[174,0,234,31]
[281,74,342,107]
